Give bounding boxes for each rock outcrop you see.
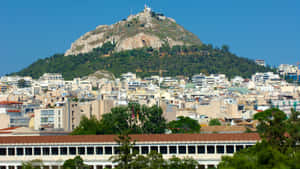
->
[65,6,201,56]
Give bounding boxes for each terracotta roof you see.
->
[0,101,23,105]
[0,127,20,131]
[0,133,260,144]
[201,126,247,133]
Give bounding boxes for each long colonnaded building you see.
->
[0,133,260,169]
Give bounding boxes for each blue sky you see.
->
[0,0,299,76]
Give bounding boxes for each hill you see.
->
[65,6,201,56]
[13,43,273,80]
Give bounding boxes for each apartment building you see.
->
[34,108,64,130]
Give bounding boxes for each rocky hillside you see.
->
[65,6,202,56]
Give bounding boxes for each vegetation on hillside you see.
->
[13,42,273,80]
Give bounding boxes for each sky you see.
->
[0,0,299,76]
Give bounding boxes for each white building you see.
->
[0,133,259,169]
[34,108,64,130]
[255,59,266,67]
[39,73,65,90]
[252,72,281,84]
[278,64,298,75]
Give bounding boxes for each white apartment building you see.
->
[255,59,266,67]
[39,73,65,90]
[278,64,298,75]
[252,72,281,84]
[34,108,64,130]
[192,74,228,88]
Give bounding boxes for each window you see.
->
[60,147,67,155]
[69,147,76,155]
[96,147,103,155]
[160,146,167,154]
[188,146,196,154]
[105,147,112,155]
[169,146,177,154]
[226,145,234,154]
[8,148,15,156]
[150,146,158,153]
[217,146,224,154]
[246,145,252,148]
[87,147,94,155]
[0,148,6,156]
[179,146,186,154]
[25,148,32,155]
[17,148,23,156]
[51,147,58,155]
[114,147,120,154]
[34,148,41,155]
[141,146,149,154]
[78,147,85,155]
[207,146,215,154]
[43,147,50,155]
[197,146,205,154]
[236,145,244,152]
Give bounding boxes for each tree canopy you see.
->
[218,108,300,169]
[209,119,221,126]
[167,116,201,133]
[62,156,89,169]
[71,103,167,135]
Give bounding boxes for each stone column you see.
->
[186,145,188,155]
[167,145,170,154]
[214,145,217,154]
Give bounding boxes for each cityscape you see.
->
[0,1,299,169]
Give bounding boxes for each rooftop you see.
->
[0,133,260,144]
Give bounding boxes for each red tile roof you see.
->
[0,133,260,144]
[0,127,20,131]
[0,101,23,105]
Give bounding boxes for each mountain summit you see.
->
[65,6,202,56]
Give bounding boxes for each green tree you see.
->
[209,119,221,126]
[254,108,290,153]
[111,132,136,169]
[218,108,300,169]
[167,157,198,169]
[167,116,201,133]
[18,79,29,88]
[63,156,88,169]
[71,103,167,135]
[71,116,102,135]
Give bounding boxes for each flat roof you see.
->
[0,133,260,144]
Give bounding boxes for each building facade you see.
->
[0,133,260,169]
